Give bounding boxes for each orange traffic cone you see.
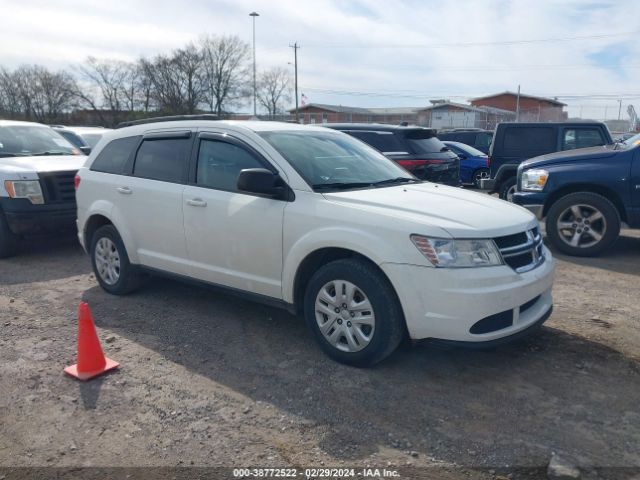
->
[64,302,119,381]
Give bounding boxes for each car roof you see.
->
[111,120,337,137]
[0,120,48,127]
[496,122,605,128]
[324,123,436,132]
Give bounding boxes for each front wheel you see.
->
[499,177,517,201]
[545,192,620,256]
[303,258,405,367]
[0,212,18,258]
[90,224,143,294]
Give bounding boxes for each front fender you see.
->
[281,226,406,303]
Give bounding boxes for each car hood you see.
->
[323,182,537,238]
[521,144,617,169]
[0,155,86,177]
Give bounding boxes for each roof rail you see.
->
[116,114,221,129]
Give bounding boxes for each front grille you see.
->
[494,227,544,273]
[38,171,77,204]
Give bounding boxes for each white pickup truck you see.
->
[0,120,86,257]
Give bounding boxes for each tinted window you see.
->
[503,127,555,153]
[404,129,447,154]
[133,137,190,183]
[197,139,265,191]
[475,132,492,149]
[562,129,605,150]
[91,136,140,174]
[346,131,407,153]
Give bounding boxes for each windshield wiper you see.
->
[30,151,74,156]
[313,182,374,191]
[371,177,420,187]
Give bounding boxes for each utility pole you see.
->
[618,99,622,120]
[515,84,521,122]
[249,12,259,117]
[289,42,300,122]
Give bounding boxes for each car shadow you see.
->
[82,277,640,470]
[544,230,640,277]
[0,234,89,285]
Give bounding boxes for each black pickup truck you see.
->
[513,133,640,256]
[481,122,613,200]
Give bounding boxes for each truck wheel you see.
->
[90,224,143,294]
[473,168,489,189]
[0,212,18,258]
[546,192,620,257]
[303,258,405,367]
[499,177,517,201]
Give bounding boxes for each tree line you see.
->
[0,35,293,127]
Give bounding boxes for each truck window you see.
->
[503,127,555,155]
[562,129,605,150]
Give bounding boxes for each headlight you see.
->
[4,180,44,204]
[521,169,549,191]
[410,235,503,268]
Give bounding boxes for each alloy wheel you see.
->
[556,204,607,249]
[94,237,121,285]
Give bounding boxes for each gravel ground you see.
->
[0,230,639,480]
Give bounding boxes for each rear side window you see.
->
[196,139,265,191]
[133,137,190,183]
[404,129,447,154]
[475,133,492,150]
[345,131,407,153]
[562,129,605,150]
[502,127,555,154]
[91,136,141,174]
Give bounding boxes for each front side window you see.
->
[196,139,265,191]
[133,137,190,183]
[0,126,80,157]
[260,130,414,190]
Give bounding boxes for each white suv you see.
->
[76,118,555,366]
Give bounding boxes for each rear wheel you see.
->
[304,258,405,367]
[0,212,18,258]
[499,176,517,201]
[90,225,143,294]
[545,192,620,256]
[473,168,489,189]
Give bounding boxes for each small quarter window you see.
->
[91,136,141,174]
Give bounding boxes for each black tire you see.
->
[545,192,620,257]
[472,168,489,189]
[303,258,405,367]
[90,224,143,294]
[498,176,517,201]
[0,212,18,259]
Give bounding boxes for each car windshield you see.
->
[620,133,640,149]
[0,125,81,157]
[260,130,417,191]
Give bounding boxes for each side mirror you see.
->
[79,146,92,155]
[237,168,286,198]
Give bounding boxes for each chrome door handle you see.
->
[117,186,132,195]
[187,198,207,207]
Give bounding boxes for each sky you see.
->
[1,0,639,120]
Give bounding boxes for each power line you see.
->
[302,30,640,49]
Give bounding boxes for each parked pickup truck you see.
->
[0,120,86,257]
[481,122,613,201]
[513,133,640,256]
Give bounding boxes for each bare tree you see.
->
[0,68,23,117]
[199,35,250,115]
[257,67,292,115]
[141,44,205,114]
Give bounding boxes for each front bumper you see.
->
[0,198,76,235]
[381,247,555,343]
[512,191,548,220]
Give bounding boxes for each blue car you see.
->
[442,141,489,188]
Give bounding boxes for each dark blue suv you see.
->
[513,133,640,256]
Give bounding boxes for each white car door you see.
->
[117,131,193,275]
[182,132,286,299]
